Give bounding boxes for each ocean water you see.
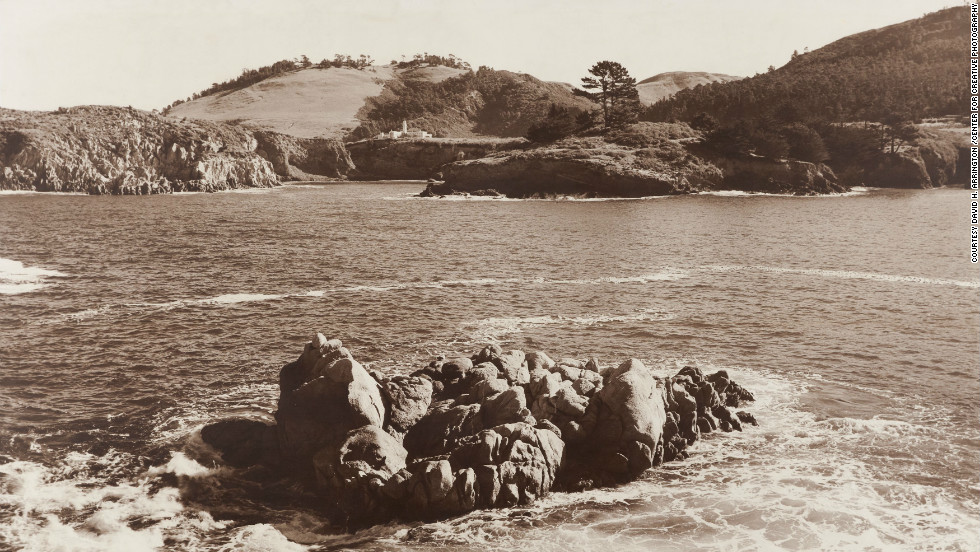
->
[0,182,977,551]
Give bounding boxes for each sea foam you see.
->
[704,264,980,288]
[50,268,688,323]
[372,362,979,551]
[0,257,66,295]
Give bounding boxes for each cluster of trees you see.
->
[645,7,967,125]
[315,54,374,70]
[525,60,643,142]
[630,6,967,182]
[391,53,471,70]
[351,66,587,140]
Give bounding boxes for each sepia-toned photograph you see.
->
[0,1,977,550]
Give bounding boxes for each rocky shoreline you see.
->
[2,106,966,196]
[201,335,757,529]
[0,106,352,194]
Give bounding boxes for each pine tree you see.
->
[581,61,640,130]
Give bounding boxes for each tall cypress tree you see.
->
[581,61,640,130]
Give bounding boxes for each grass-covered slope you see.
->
[167,67,393,139]
[165,62,592,142]
[636,72,742,106]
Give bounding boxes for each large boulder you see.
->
[494,349,529,385]
[275,336,386,462]
[580,359,667,482]
[381,376,433,433]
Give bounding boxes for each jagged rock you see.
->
[473,344,502,365]
[313,425,407,491]
[275,337,385,462]
[726,381,756,407]
[0,106,306,194]
[403,402,483,458]
[557,365,582,382]
[736,411,759,426]
[525,351,556,372]
[711,405,742,432]
[208,335,756,528]
[381,376,433,432]
[494,350,529,385]
[481,387,533,428]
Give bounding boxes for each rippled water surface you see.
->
[1,183,978,551]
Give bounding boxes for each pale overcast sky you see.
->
[0,0,964,111]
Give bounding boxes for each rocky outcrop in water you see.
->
[708,155,846,195]
[201,334,757,529]
[0,106,354,194]
[435,140,713,198]
[427,135,847,198]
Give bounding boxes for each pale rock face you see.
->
[525,351,556,372]
[275,337,386,462]
[0,106,356,194]
[494,349,529,385]
[381,376,433,432]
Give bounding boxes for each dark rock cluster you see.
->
[202,334,757,528]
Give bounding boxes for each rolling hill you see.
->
[636,72,742,105]
[166,63,591,141]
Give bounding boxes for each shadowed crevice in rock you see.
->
[201,333,757,529]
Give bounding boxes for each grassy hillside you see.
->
[167,67,392,139]
[636,72,742,106]
[165,61,589,141]
[646,6,969,123]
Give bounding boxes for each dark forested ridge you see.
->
[645,7,969,124]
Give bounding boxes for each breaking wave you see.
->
[704,265,980,288]
[468,309,676,343]
[51,268,689,323]
[0,257,66,295]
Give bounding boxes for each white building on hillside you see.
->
[376,120,431,140]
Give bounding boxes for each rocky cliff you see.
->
[346,138,524,180]
[201,334,757,529]
[0,106,353,194]
[707,154,846,194]
[865,130,967,189]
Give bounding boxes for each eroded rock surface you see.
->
[202,334,757,528]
